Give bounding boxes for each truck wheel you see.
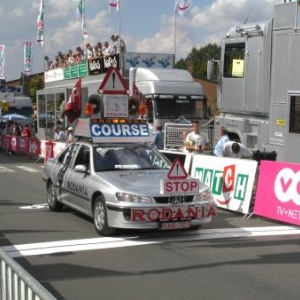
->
[93,196,116,236]
[47,182,63,212]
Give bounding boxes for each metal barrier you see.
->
[0,248,57,300]
[164,121,215,154]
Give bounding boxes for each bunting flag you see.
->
[23,42,34,75]
[0,45,5,80]
[65,78,82,123]
[109,0,119,14]
[77,0,88,38]
[174,0,192,16]
[36,0,44,46]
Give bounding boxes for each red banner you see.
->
[44,141,54,164]
[28,138,41,156]
[4,135,11,152]
[20,137,29,154]
[11,136,20,153]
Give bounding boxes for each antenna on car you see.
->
[244,7,253,24]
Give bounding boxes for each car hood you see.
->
[96,169,168,195]
[95,169,207,196]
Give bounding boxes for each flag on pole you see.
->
[109,0,119,14]
[174,0,192,16]
[23,42,34,75]
[77,0,88,38]
[65,78,82,123]
[36,0,44,46]
[0,45,5,80]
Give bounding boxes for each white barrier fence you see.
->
[0,248,57,300]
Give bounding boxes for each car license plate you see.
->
[160,221,191,230]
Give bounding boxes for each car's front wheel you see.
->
[47,182,63,212]
[93,196,116,236]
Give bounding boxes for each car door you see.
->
[63,144,92,214]
[54,143,79,204]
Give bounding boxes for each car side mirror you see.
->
[74,164,87,173]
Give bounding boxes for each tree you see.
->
[175,43,221,79]
[29,75,44,103]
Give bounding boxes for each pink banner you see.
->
[11,136,20,152]
[4,135,11,151]
[254,161,300,226]
[28,138,41,156]
[44,141,54,164]
[20,137,29,154]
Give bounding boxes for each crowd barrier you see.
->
[0,135,67,163]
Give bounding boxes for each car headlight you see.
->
[116,192,155,203]
[193,189,214,202]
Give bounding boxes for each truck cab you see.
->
[209,1,300,163]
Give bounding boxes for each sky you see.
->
[0,0,284,81]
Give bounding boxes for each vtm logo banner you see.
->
[254,161,300,226]
[191,155,258,214]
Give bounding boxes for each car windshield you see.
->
[93,144,171,172]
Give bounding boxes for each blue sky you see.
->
[0,0,283,81]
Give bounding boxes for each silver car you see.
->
[42,141,217,236]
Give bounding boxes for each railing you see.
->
[0,248,57,300]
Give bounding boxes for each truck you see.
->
[36,51,210,146]
[207,0,300,163]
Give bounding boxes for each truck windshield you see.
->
[154,98,205,120]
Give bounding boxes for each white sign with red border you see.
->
[161,158,200,195]
[99,67,127,94]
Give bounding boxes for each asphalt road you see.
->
[1,152,300,300]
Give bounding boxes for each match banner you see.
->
[190,155,258,214]
[23,42,34,75]
[254,161,300,226]
[0,45,5,79]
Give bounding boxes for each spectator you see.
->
[21,124,31,138]
[50,56,59,69]
[13,125,22,136]
[67,127,75,143]
[114,33,126,53]
[214,127,230,156]
[102,41,113,57]
[94,42,103,57]
[110,34,119,54]
[222,141,253,158]
[150,123,164,150]
[44,56,52,71]
[52,126,67,142]
[185,121,210,153]
[85,43,94,59]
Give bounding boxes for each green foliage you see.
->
[29,75,44,102]
[175,43,221,79]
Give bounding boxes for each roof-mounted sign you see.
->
[99,67,127,94]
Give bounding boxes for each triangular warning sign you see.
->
[167,158,188,179]
[99,67,127,94]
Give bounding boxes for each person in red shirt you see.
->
[22,124,31,138]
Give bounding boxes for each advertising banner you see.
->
[190,155,258,214]
[28,138,40,156]
[20,137,29,154]
[254,161,300,226]
[11,136,20,153]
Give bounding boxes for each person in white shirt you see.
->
[222,141,252,158]
[52,126,67,142]
[185,121,210,153]
[214,127,230,156]
[67,127,75,143]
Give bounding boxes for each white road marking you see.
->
[0,166,15,173]
[20,203,48,210]
[2,226,300,258]
[15,166,41,173]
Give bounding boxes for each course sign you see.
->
[161,158,199,195]
[90,122,152,143]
